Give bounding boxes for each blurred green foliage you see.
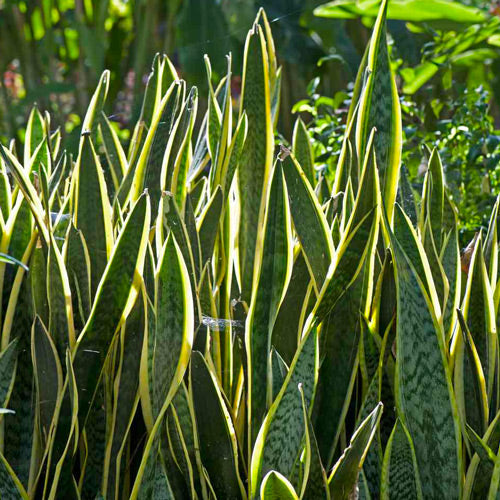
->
[0,0,359,147]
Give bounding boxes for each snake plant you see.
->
[0,1,498,498]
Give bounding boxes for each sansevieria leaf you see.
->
[282,149,333,293]
[355,0,402,222]
[141,232,194,427]
[250,329,318,497]
[73,135,113,297]
[328,403,383,499]
[380,419,423,500]
[390,226,462,498]
[73,193,150,427]
[238,17,274,303]
[247,162,292,446]
[260,471,298,500]
[190,352,246,500]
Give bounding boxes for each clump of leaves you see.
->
[299,78,500,244]
[3,2,500,499]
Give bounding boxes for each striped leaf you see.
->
[32,317,62,444]
[0,450,28,499]
[237,19,274,302]
[0,337,18,409]
[300,385,329,500]
[390,226,462,498]
[141,233,194,426]
[73,193,150,427]
[261,471,298,500]
[355,0,401,221]
[197,186,223,267]
[190,352,246,499]
[380,420,423,500]
[292,118,315,186]
[73,135,113,297]
[247,163,292,445]
[455,234,496,437]
[464,410,500,497]
[102,291,145,499]
[282,150,333,292]
[328,403,383,499]
[250,329,318,497]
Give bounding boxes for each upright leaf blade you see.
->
[355,0,402,221]
[390,227,462,498]
[238,20,274,303]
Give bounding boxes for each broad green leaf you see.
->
[328,403,383,499]
[282,150,333,292]
[390,228,461,498]
[238,20,274,303]
[355,0,401,222]
[314,0,486,23]
[190,352,246,499]
[261,471,298,500]
[247,163,292,445]
[250,329,318,497]
[73,193,150,427]
[380,420,423,500]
